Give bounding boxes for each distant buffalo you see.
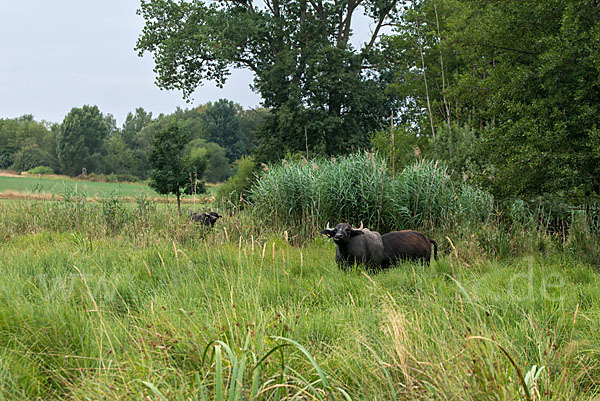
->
[381,230,438,267]
[189,211,222,228]
[320,222,384,270]
[321,222,438,270]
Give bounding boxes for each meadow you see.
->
[0,193,599,400]
[0,173,217,203]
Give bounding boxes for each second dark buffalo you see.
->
[320,222,384,270]
[190,211,222,228]
[381,230,438,267]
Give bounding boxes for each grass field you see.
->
[0,174,157,197]
[0,174,217,203]
[0,198,599,400]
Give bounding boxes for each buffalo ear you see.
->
[350,229,365,237]
[320,229,335,237]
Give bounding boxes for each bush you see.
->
[11,145,57,172]
[216,156,259,208]
[249,152,495,235]
[77,173,108,182]
[106,173,141,183]
[27,166,54,175]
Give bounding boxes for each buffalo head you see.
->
[320,222,364,245]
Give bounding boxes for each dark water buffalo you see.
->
[381,230,438,267]
[320,222,384,270]
[190,211,222,228]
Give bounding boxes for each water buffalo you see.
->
[381,230,438,267]
[190,211,222,228]
[320,222,384,270]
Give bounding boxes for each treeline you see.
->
[134,0,599,207]
[375,0,600,203]
[3,0,599,208]
[0,100,269,183]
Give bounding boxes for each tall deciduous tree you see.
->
[135,0,403,161]
[57,105,109,176]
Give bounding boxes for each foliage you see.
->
[0,115,58,170]
[103,135,135,176]
[56,105,109,176]
[201,99,246,162]
[239,107,269,154]
[27,166,54,175]
[136,0,404,160]
[216,156,259,208]
[249,152,494,237]
[386,0,600,200]
[10,144,57,173]
[121,107,154,147]
[201,142,232,183]
[371,124,429,171]
[149,124,207,213]
[130,114,175,179]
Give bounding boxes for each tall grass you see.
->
[249,152,494,237]
[0,219,598,400]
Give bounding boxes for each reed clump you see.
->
[249,152,495,237]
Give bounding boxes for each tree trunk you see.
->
[434,3,451,133]
[415,12,436,141]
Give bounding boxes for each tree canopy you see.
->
[135,0,404,160]
[201,99,245,162]
[383,0,600,200]
[57,105,109,176]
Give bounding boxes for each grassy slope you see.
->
[0,225,598,400]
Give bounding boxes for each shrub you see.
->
[27,166,54,175]
[216,156,259,208]
[106,173,140,183]
[77,173,108,182]
[11,145,57,172]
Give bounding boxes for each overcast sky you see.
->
[0,1,261,126]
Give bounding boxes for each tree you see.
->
[388,0,600,200]
[121,107,154,147]
[203,143,232,182]
[104,135,135,176]
[57,105,109,176]
[11,144,57,172]
[239,107,269,154]
[188,138,233,183]
[149,124,207,214]
[0,115,58,170]
[104,114,119,137]
[136,0,403,160]
[201,99,245,162]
